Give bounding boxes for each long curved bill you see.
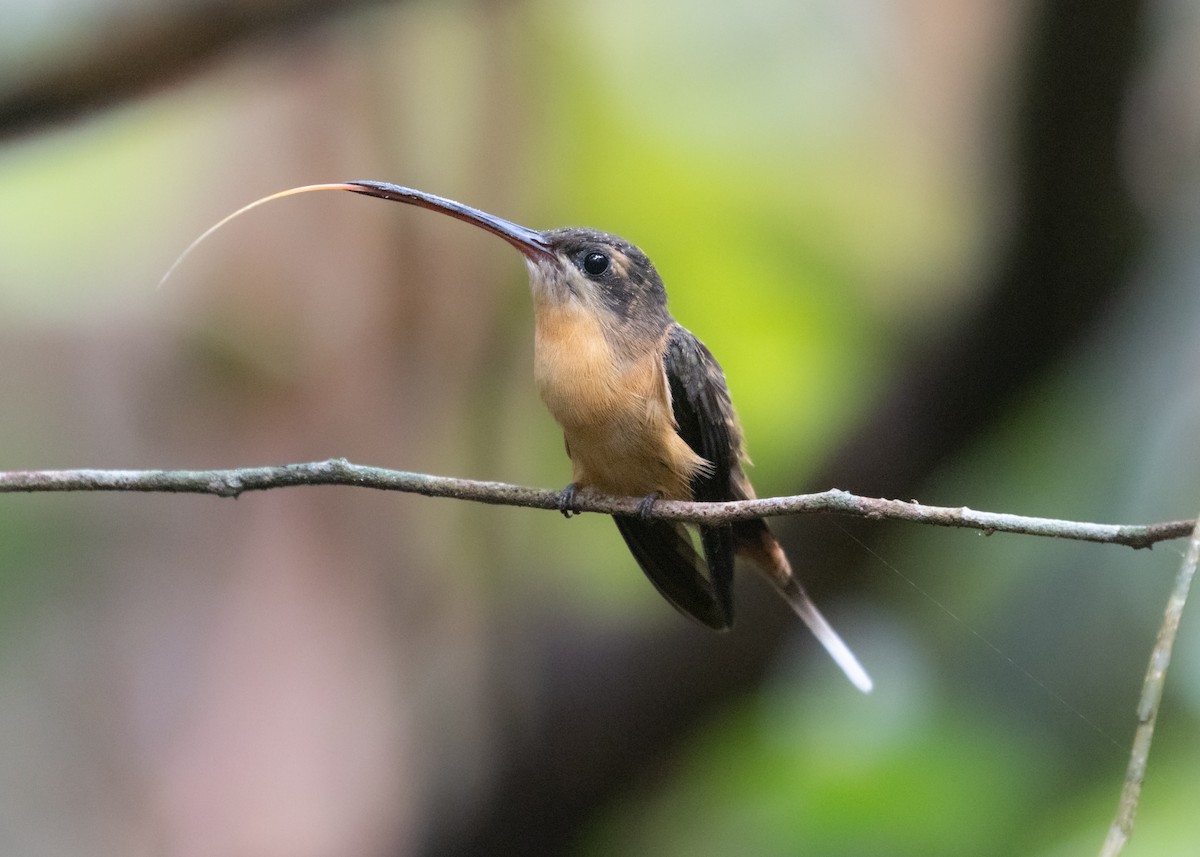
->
[341,181,554,261]
[159,181,553,289]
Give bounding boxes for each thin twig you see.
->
[0,459,1191,549]
[1098,513,1200,856]
[0,0,396,141]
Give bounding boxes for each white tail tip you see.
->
[778,578,873,693]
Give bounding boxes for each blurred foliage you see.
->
[525,0,990,486]
[0,106,193,319]
[0,0,1199,856]
[583,666,1056,857]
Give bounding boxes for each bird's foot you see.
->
[636,491,662,521]
[557,483,580,518]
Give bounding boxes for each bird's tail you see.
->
[735,520,873,693]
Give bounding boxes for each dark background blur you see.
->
[2,0,1199,854]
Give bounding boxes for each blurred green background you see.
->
[1,0,1199,855]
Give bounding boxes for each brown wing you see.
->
[609,324,741,629]
[663,323,742,626]
[613,516,729,629]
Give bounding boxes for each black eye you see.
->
[582,252,610,276]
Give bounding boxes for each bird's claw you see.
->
[558,483,579,518]
[636,492,662,521]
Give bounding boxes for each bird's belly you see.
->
[562,416,695,499]
[533,305,703,499]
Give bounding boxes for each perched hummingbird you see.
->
[166,181,872,692]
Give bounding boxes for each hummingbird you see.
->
[165,181,872,692]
